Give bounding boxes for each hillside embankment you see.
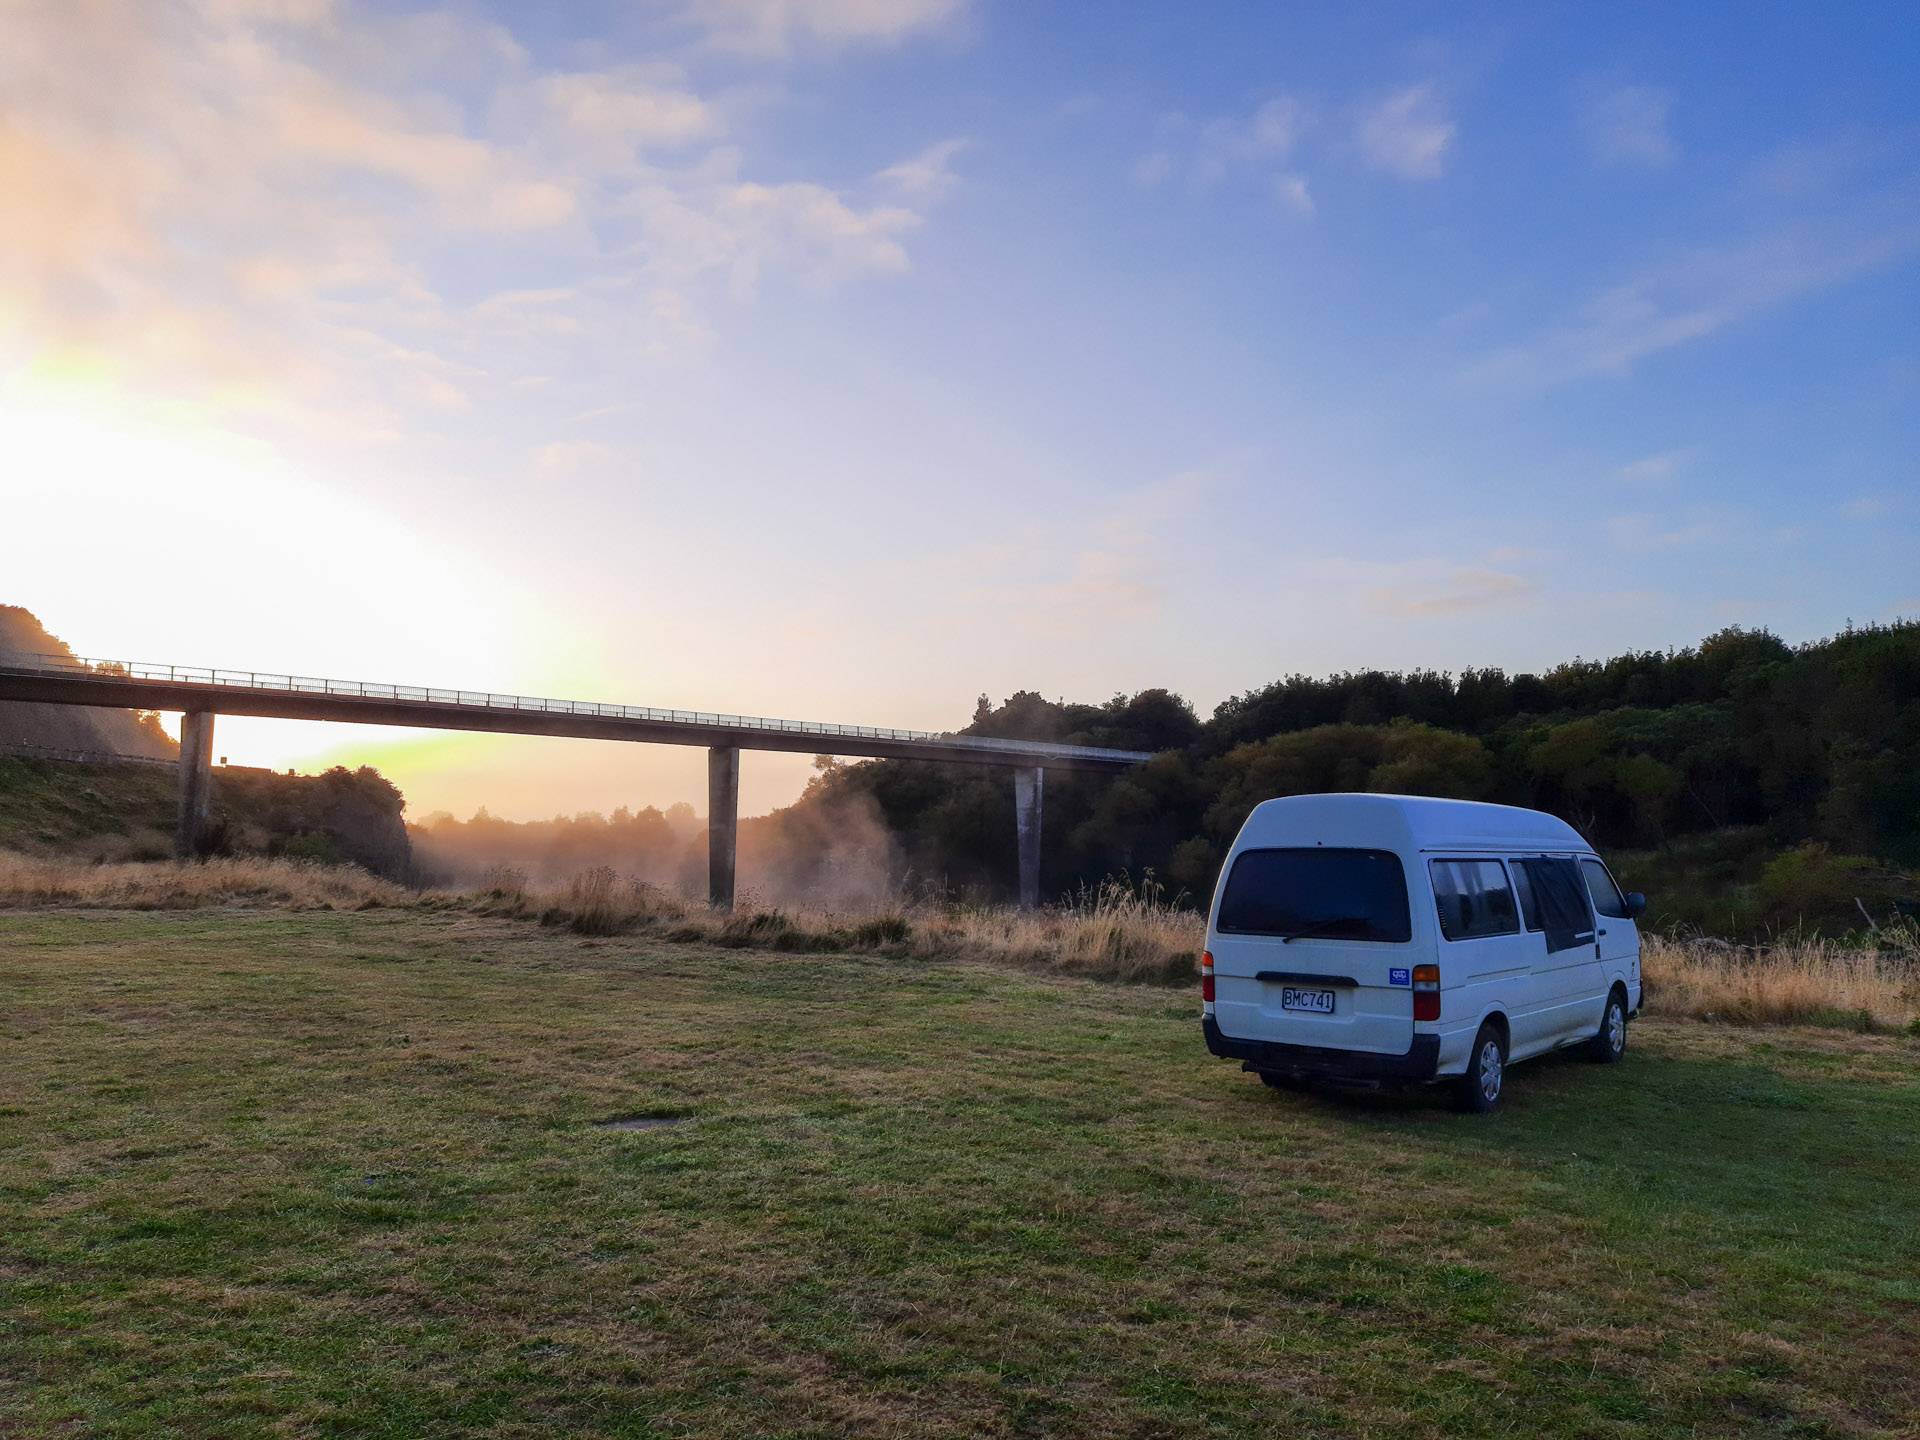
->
[0,758,413,879]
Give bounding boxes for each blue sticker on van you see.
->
[1389,967,1411,987]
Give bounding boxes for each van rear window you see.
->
[1216,848,1411,943]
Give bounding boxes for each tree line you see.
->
[779,622,1920,916]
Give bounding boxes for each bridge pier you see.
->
[708,745,739,911]
[1015,765,1043,910]
[175,709,215,860]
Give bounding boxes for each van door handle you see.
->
[1597,929,1608,937]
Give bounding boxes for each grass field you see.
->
[3,909,1919,1438]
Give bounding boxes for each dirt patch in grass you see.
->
[592,1113,686,1131]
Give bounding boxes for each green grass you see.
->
[3,910,1918,1438]
[0,757,178,854]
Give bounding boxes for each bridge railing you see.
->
[10,654,1153,763]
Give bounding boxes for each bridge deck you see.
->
[0,657,1153,772]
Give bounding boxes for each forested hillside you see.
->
[0,607,175,758]
[0,758,414,879]
[770,623,1920,932]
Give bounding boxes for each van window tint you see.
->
[1430,860,1519,940]
[1514,857,1596,952]
[1581,858,1630,919]
[1217,848,1411,943]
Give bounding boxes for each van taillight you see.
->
[1412,963,1440,1022]
[1200,950,1215,1007]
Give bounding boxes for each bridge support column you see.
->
[175,709,215,860]
[1015,765,1043,910]
[708,745,739,911]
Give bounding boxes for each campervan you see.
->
[1200,794,1644,1112]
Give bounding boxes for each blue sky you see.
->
[4,0,1916,817]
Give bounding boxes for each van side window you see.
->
[1513,857,1597,952]
[1511,862,1539,930]
[1581,858,1630,919]
[1429,860,1520,941]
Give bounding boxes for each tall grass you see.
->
[4,850,1917,1027]
[1642,931,1919,1031]
[0,850,410,910]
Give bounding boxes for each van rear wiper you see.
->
[1277,919,1360,944]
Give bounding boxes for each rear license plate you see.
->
[1280,987,1336,1014]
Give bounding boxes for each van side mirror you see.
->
[1624,892,1647,917]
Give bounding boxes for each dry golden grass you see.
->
[494,869,1205,983]
[6,850,1916,1026]
[0,852,1201,982]
[0,849,411,911]
[921,877,1204,983]
[1643,931,1920,1031]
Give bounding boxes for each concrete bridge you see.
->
[0,655,1153,908]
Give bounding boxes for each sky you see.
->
[4,0,1917,820]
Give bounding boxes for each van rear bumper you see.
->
[1203,1017,1441,1084]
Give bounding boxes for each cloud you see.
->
[1132,95,1315,201]
[876,137,969,200]
[1581,84,1676,168]
[266,87,577,230]
[721,182,923,288]
[1297,556,1540,618]
[1617,448,1694,483]
[1465,200,1920,388]
[1604,511,1721,549]
[683,0,970,58]
[522,67,719,164]
[1841,495,1888,519]
[201,0,338,22]
[1245,96,1310,158]
[0,0,953,433]
[1364,566,1534,616]
[1274,173,1315,216]
[534,439,614,475]
[1743,136,1880,199]
[1131,147,1174,189]
[1356,84,1454,179]
[940,469,1214,633]
[469,288,585,338]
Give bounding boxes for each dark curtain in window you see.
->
[1517,858,1594,954]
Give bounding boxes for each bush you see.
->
[565,866,625,935]
[1759,844,1885,930]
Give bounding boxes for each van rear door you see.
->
[1208,848,1416,1056]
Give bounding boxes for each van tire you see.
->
[1453,1022,1506,1114]
[1587,989,1628,1064]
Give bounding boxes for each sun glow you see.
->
[2,371,531,774]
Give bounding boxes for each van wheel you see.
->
[1260,1072,1311,1094]
[1453,1023,1506,1114]
[1587,989,1628,1064]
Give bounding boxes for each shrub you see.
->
[849,914,912,947]
[565,866,624,936]
[1758,843,1883,929]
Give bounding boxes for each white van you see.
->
[1200,794,1645,1112]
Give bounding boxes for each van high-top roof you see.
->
[1234,793,1591,856]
